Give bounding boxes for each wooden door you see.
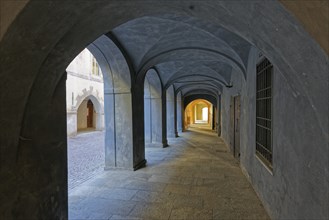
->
[229,97,235,153]
[234,96,241,160]
[87,100,93,128]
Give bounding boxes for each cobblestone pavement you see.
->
[69,128,270,220]
[68,131,105,190]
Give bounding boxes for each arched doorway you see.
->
[184,99,213,130]
[76,97,101,132]
[87,99,94,128]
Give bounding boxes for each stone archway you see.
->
[144,68,165,147]
[75,96,103,133]
[184,99,213,130]
[0,2,328,220]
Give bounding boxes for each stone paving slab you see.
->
[68,129,270,220]
[68,131,105,190]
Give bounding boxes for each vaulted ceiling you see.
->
[109,15,251,98]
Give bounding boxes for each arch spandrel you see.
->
[86,43,114,93]
[91,35,131,94]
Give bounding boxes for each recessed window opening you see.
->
[256,57,273,169]
[92,57,100,76]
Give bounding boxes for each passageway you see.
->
[1,2,328,219]
[69,128,269,220]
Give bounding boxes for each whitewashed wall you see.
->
[66,48,105,136]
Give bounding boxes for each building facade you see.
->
[66,49,104,136]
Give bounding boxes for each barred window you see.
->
[256,58,273,169]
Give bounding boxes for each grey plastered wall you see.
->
[221,47,329,220]
[221,68,242,151]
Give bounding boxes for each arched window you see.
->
[92,57,100,76]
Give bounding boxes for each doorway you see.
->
[87,99,94,128]
[184,99,213,130]
[230,95,241,160]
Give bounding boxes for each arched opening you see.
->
[65,35,138,218]
[76,99,96,131]
[1,2,327,220]
[66,49,105,193]
[86,100,94,128]
[184,99,213,130]
[144,69,164,147]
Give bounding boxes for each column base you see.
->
[133,159,147,171]
[104,166,134,171]
[162,140,169,148]
[104,159,147,171]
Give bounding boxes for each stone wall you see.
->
[220,47,329,219]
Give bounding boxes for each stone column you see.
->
[104,87,145,170]
[177,92,183,133]
[166,86,176,138]
[131,83,147,170]
[114,92,134,168]
[104,91,116,168]
[161,90,168,147]
[174,93,178,137]
[181,96,185,132]
[144,96,152,144]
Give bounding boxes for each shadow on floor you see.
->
[68,128,269,220]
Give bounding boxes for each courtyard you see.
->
[68,131,105,190]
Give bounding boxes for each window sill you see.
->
[255,152,273,176]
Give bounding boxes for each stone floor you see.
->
[68,128,270,220]
[68,131,105,189]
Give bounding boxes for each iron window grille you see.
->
[256,58,273,169]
